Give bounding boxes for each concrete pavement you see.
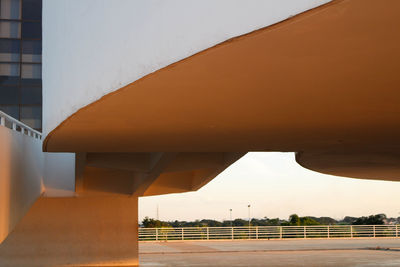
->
[140,238,400,266]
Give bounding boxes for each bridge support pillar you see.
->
[0,196,139,266]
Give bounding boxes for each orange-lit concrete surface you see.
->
[45,0,400,182]
[0,196,139,267]
[140,239,400,267]
[75,152,244,197]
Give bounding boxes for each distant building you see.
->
[0,0,42,131]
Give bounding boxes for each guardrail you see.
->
[0,110,41,140]
[139,225,399,241]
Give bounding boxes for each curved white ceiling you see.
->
[43,0,331,136]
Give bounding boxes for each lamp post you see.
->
[230,209,233,227]
[248,204,251,226]
[248,204,251,239]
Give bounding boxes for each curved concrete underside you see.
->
[296,151,400,181]
[76,152,244,197]
[45,0,400,182]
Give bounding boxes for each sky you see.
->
[139,152,400,223]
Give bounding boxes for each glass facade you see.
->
[0,0,42,131]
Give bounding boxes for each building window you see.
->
[0,0,42,131]
[1,0,21,20]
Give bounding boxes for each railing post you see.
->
[304,226,306,239]
[327,225,330,239]
[256,226,258,239]
[206,227,209,240]
[0,111,41,139]
[182,228,184,240]
[231,227,234,240]
[156,228,158,241]
[373,225,376,238]
[350,225,353,238]
[280,226,282,239]
[396,225,398,238]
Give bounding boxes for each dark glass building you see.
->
[0,0,42,131]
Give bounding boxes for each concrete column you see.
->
[0,196,139,266]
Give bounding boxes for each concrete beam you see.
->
[132,153,178,196]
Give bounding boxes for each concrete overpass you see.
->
[1,0,400,265]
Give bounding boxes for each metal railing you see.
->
[0,110,42,140]
[139,225,399,242]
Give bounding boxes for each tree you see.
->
[352,214,386,225]
[341,216,357,225]
[142,217,170,228]
[289,214,300,226]
[268,218,280,226]
[232,219,247,226]
[200,219,222,227]
[288,214,320,226]
[300,217,320,226]
[309,216,337,225]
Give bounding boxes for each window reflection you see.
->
[0,39,20,62]
[0,105,19,118]
[0,76,19,86]
[0,0,21,20]
[0,21,21,38]
[22,22,41,39]
[22,0,42,20]
[0,63,20,76]
[21,106,41,129]
[21,64,41,79]
[21,78,41,87]
[21,86,41,105]
[0,86,18,104]
[22,40,42,63]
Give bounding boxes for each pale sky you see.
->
[139,152,400,223]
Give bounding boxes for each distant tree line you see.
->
[141,213,397,228]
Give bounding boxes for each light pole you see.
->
[248,204,251,239]
[248,204,251,226]
[230,209,233,227]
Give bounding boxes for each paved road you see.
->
[140,238,400,266]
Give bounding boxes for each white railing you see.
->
[0,110,42,140]
[139,225,399,242]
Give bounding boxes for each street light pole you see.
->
[248,204,251,226]
[230,209,233,227]
[248,204,251,239]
